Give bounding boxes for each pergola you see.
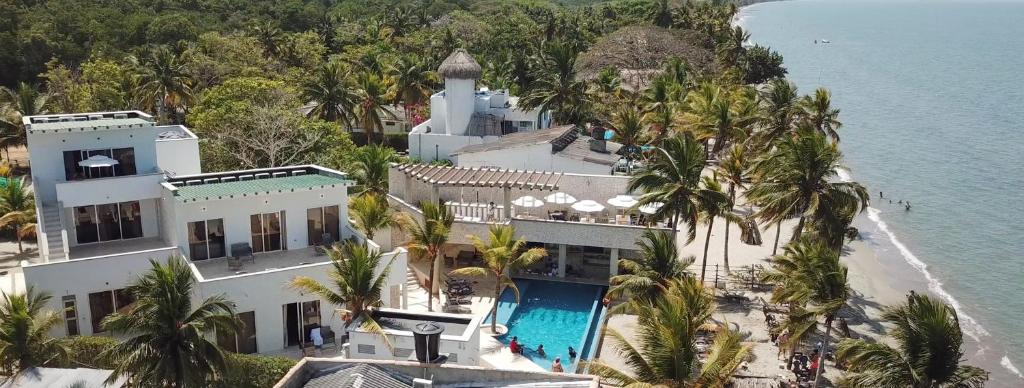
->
[393,164,564,220]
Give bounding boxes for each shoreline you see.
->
[735,3,1024,384]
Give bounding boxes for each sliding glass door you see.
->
[306,206,340,246]
[251,212,283,253]
[188,219,225,261]
[74,201,143,244]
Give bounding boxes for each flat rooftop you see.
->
[25,111,155,134]
[167,166,352,203]
[191,246,330,280]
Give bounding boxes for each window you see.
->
[306,206,340,246]
[88,289,134,333]
[519,120,532,128]
[251,212,283,253]
[188,219,225,261]
[62,147,137,181]
[74,201,142,244]
[218,311,257,354]
[63,296,79,336]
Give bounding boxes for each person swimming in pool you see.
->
[551,357,564,372]
[537,344,546,357]
[568,346,578,359]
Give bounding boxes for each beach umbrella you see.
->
[638,202,664,215]
[512,195,544,217]
[78,155,119,168]
[544,192,577,205]
[571,200,605,213]
[606,195,638,209]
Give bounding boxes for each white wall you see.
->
[347,309,482,366]
[170,185,349,257]
[155,126,201,177]
[55,173,165,208]
[453,146,613,175]
[408,129,500,163]
[444,78,475,136]
[26,125,163,204]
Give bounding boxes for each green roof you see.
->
[174,174,349,202]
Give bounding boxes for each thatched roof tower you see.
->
[438,49,482,80]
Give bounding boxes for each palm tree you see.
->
[349,145,397,196]
[395,201,453,312]
[519,41,592,126]
[629,134,728,244]
[651,0,674,28]
[762,238,850,388]
[610,106,646,173]
[289,242,394,339]
[0,82,49,153]
[100,257,240,386]
[689,86,759,157]
[697,176,733,283]
[756,78,799,150]
[0,177,36,253]
[349,194,393,241]
[354,72,396,144]
[717,145,749,272]
[302,61,358,126]
[248,21,285,59]
[0,287,67,374]
[586,278,750,387]
[836,293,989,387]
[388,56,437,121]
[746,129,868,243]
[607,229,692,305]
[799,88,842,142]
[449,226,546,333]
[135,46,193,123]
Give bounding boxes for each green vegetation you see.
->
[0,288,68,374]
[396,201,454,312]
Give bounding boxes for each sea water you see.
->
[740,0,1024,384]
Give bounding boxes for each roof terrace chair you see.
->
[315,233,335,256]
[231,243,255,265]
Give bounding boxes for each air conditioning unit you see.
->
[412,378,433,388]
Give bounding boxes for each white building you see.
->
[19,111,409,355]
[408,49,552,162]
[449,125,624,175]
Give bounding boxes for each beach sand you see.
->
[594,207,917,385]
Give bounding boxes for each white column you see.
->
[430,186,440,206]
[503,187,512,220]
[558,244,567,278]
[609,248,620,277]
[401,283,409,309]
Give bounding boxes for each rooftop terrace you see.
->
[25,111,155,134]
[167,166,352,203]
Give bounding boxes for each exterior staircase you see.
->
[39,206,67,262]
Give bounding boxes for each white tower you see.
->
[437,49,481,136]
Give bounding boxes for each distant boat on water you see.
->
[816,39,831,44]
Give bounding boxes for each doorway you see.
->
[282,301,321,347]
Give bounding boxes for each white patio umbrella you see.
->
[78,155,119,168]
[571,200,605,213]
[512,195,545,217]
[606,195,638,209]
[638,202,665,214]
[544,192,577,205]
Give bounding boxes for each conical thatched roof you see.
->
[438,49,482,80]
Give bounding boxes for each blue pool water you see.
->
[492,279,605,371]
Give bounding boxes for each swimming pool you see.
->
[490,278,605,372]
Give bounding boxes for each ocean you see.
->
[739,0,1024,384]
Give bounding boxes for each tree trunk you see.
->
[491,276,501,333]
[772,222,782,255]
[791,216,806,242]
[700,218,714,283]
[427,251,438,311]
[812,316,834,388]
[16,234,22,254]
[724,186,735,272]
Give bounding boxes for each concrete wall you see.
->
[170,185,349,258]
[408,125,501,162]
[26,125,163,204]
[55,173,164,208]
[154,125,201,176]
[22,247,179,337]
[454,145,614,175]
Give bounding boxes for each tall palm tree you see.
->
[0,82,49,153]
[746,129,868,243]
[248,21,285,59]
[610,106,646,172]
[689,86,759,157]
[302,61,358,126]
[0,177,36,253]
[0,287,67,374]
[388,56,437,120]
[762,238,850,388]
[836,293,989,387]
[100,257,240,387]
[289,242,394,339]
[449,226,546,333]
[135,46,193,124]
[799,88,842,143]
[586,278,750,387]
[395,201,453,312]
[756,78,799,150]
[349,194,393,241]
[697,176,733,283]
[716,145,749,271]
[354,72,396,144]
[629,134,728,244]
[519,41,592,126]
[349,145,397,196]
[650,0,674,28]
[607,229,692,305]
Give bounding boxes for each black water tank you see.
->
[412,322,445,363]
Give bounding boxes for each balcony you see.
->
[189,247,332,281]
[55,172,164,208]
[68,237,170,260]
